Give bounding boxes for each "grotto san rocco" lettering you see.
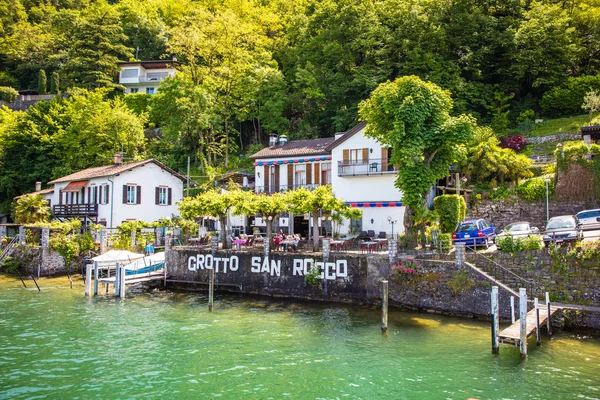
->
[187,255,348,280]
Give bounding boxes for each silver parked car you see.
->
[575,209,600,228]
[542,215,582,246]
[496,221,540,240]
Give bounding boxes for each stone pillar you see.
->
[263,235,270,258]
[156,227,163,246]
[584,134,591,147]
[322,238,330,262]
[41,228,50,256]
[130,229,136,249]
[210,235,218,256]
[100,228,108,254]
[455,242,465,267]
[0,225,6,240]
[18,226,25,245]
[388,238,398,264]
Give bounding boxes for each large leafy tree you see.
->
[359,75,476,245]
[61,1,132,89]
[287,185,360,252]
[179,188,245,249]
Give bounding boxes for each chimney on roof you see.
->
[35,181,41,192]
[114,153,122,166]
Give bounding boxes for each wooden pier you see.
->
[499,304,561,346]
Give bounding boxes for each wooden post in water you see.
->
[546,292,552,337]
[535,298,541,346]
[119,264,126,299]
[381,280,389,333]
[85,264,92,296]
[29,274,40,291]
[491,286,499,354]
[208,268,214,312]
[510,296,515,324]
[93,262,99,296]
[519,288,528,359]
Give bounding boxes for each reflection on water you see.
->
[0,275,599,399]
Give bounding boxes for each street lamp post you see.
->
[544,178,551,223]
[387,216,398,239]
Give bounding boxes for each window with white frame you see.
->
[126,185,137,204]
[159,187,168,205]
[130,88,139,94]
[321,163,331,185]
[100,184,109,204]
[295,164,306,187]
[146,87,155,94]
[349,149,362,164]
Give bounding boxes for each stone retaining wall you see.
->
[525,132,581,144]
[480,250,600,306]
[467,198,590,230]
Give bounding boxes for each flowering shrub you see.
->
[500,135,526,152]
[391,259,420,283]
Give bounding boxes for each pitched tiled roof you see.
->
[14,187,54,200]
[250,137,335,159]
[48,159,188,184]
[325,121,367,151]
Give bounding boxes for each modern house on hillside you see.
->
[118,60,180,94]
[250,125,405,237]
[30,155,186,228]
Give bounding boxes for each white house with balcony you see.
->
[118,60,180,94]
[327,122,405,237]
[32,155,187,228]
[250,134,335,236]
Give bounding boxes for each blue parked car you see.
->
[453,219,497,248]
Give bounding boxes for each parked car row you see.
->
[451,207,600,249]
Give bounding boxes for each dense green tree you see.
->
[60,1,132,89]
[359,75,476,246]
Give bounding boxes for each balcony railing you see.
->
[254,183,324,193]
[139,73,170,82]
[53,204,98,216]
[337,158,398,177]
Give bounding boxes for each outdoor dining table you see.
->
[361,241,378,253]
[233,239,247,250]
[330,240,346,252]
[279,240,295,252]
[373,238,387,250]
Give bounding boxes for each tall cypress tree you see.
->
[50,71,60,94]
[38,69,47,94]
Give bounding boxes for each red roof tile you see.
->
[48,159,188,184]
[250,138,335,159]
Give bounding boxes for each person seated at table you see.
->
[227,232,237,248]
[273,233,283,251]
[290,234,301,253]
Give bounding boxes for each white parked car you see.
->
[575,209,600,228]
[496,222,540,239]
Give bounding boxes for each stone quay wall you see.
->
[525,132,581,144]
[166,248,515,320]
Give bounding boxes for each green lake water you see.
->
[1,276,599,400]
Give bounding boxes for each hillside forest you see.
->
[1,0,600,213]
